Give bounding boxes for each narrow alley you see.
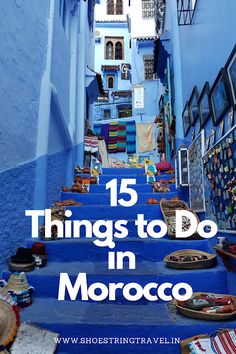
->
[0,1,236,354]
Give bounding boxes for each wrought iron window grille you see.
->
[177,0,198,26]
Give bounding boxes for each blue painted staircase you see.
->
[3,168,236,354]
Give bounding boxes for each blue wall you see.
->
[166,0,236,147]
[179,0,236,148]
[0,0,48,171]
[0,0,97,270]
[132,39,162,118]
[179,0,236,106]
[93,95,132,121]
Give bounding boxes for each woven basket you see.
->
[173,292,236,321]
[0,301,19,350]
[181,329,233,354]
[180,334,209,354]
[160,200,201,240]
[164,250,217,270]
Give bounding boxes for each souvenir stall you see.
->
[158,59,176,163]
[93,119,159,168]
[181,45,236,221]
[175,44,236,354]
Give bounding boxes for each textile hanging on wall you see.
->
[101,123,109,147]
[84,136,98,153]
[94,123,101,136]
[136,123,155,153]
[126,120,136,154]
[98,140,109,167]
[117,121,126,152]
[108,121,118,153]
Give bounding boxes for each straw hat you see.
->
[0,300,19,350]
[5,273,34,295]
[0,287,14,306]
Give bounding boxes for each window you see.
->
[118,107,132,118]
[144,55,157,80]
[142,0,155,18]
[107,0,123,15]
[104,109,111,119]
[177,0,198,26]
[115,42,123,60]
[105,37,124,60]
[106,42,114,60]
[107,0,115,15]
[107,75,115,89]
[116,0,123,15]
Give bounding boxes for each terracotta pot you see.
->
[90,177,97,184]
[83,168,91,174]
[74,176,82,184]
[147,198,159,204]
[71,184,83,193]
[82,178,91,185]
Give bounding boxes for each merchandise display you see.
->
[40,206,67,241]
[181,329,236,354]
[32,242,48,269]
[0,298,19,351]
[160,199,200,239]
[164,250,217,270]
[147,198,159,204]
[10,323,59,354]
[8,248,36,273]
[1,272,34,308]
[173,292,236,321]
[136,123,156,153]
[2,5,236,353]
[203,125,236,231]
[214,238,236,271]
[145,160,157,184]
[188,131,205,212]
[152,182,170,193]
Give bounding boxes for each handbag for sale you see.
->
[156,161,172,171]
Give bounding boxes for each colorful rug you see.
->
[213,330,236,354]
[108,121,118,153]
[126,120,136,154]
[117,121,126,152]
[101,123,109,147]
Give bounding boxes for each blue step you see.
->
[97,168,146,175]
[66,204,163,220]
[26,238,212,263]
[9,162,236,354]
[61,191,180,205]
[20,298,236,354]
[2,261,227,302]
[98,174,174,185]
[89,183,176,194]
